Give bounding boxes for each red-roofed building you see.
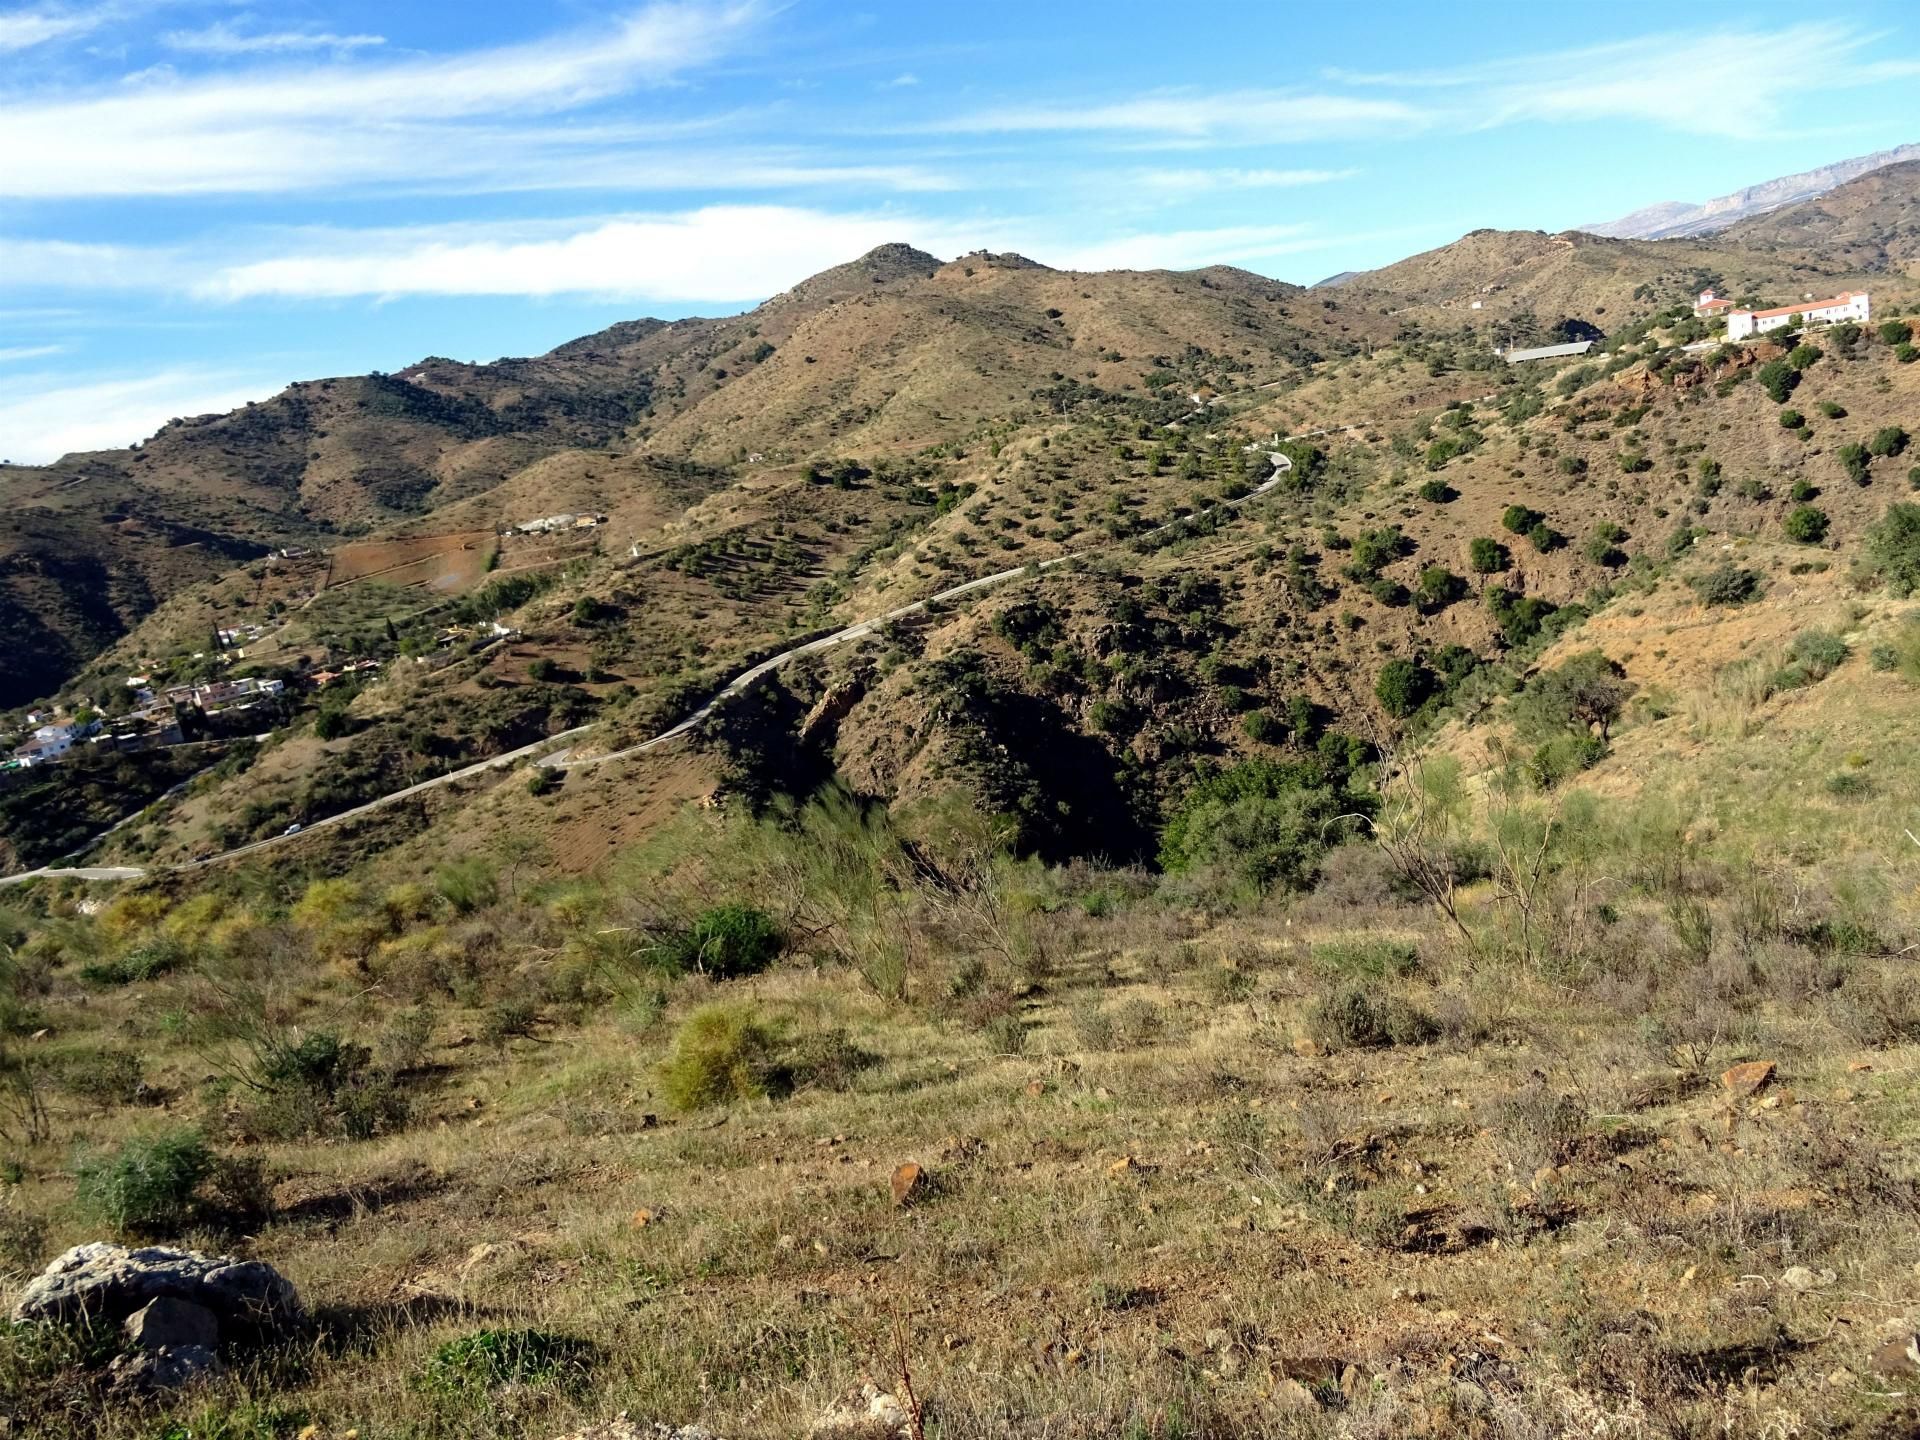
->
[1727,291,1869,341]
[1694,288,1733,316]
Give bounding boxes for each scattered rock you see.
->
[1721,1061,1776,1098]
[1869,1332,1919,1378]
[1780,1265,1835,1292]
[456,1241,526,1283]
[1273,1378,1319,1411]
[13,1243,301,1332]
[124,1297,218,1352]
[809,1381,911,1438]
[631,1208,659,1229]
[1107,1155,1142,1178]
[548,1420,720,1440]
[1023,1079,1047,1097]
[889,1162,928,1208]
[109,1342,220,1393]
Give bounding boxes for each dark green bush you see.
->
[1417,479,1453,503]
[1688,565,1764,607]
[661,904,781,979]
[1468,537,1510,574]
[1782,506,1829,544]
[421,1329,598,1395]
[1374,659,1436,719]
[74,1130,212,1234]
[1869,426,1909,459]
[1501,504,1544,535]
[1863,503,1920,596]
[79,937,186,988]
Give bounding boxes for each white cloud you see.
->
[1050,224,1321,273]
[161,21,386,56]
[0,368,278,463]
[1330,22,1913,140]
[0,2,781,196]
[1134,167,1356,194]
[0,235,162,289]
[195,207,979,303]
[935,90,1423,141]
[882,72,919,88]
[0,4,101,52]
[0,344,67,362]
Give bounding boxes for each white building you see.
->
[1693,288,1734,318]
[1726,291,1869,342]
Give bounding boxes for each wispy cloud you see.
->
[882,71,919,88]
[161,20,387,56]
[0,368,279,464]
[935,90,1421,142]
[1133,167,1357,194]
[0,344,67,362]
[0,3,107,51]
[0,2,782,196]
[193,208,980,304]
[1330,22,1914,140]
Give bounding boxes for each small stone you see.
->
[1827,1367,1855,1388]
[109,1343,219,1392]
[1868,1332,1919,1377]
[1224,1212,1255,1232]
[1847,1061,1872,1073]
[631,1208,657,1228]
[1721,1061,1776,1098]
[1292,1037,1323,1058]
[776,1234,797,1251]
[1093,1087,1111,1101]
[1780,1265,1834,1292]
[889,1162,928,1207]
[1107,1155,1140,1177]
[1024,1079,1047,1097]
[1273,1378,1319,1411]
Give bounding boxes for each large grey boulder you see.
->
[12,1242,301,1332]
[109,1343,221,1393]
[125,1296,220,1352]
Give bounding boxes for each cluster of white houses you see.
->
[1694,289,1871,341]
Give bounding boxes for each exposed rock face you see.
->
[1583,143,1920,239]
[124,1296,220,1351]
[12,1242,302,1331]
[109,1342,220,1393]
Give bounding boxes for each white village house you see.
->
[1692,289,1735,318]
[1725,290,1869,342]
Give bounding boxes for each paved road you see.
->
[3,424,1352,885]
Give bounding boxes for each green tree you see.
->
[1863,503,1920,596]
[1515,650,1634,742]
[1756,358,1799,404]
[1501,504,1544,535]
[1783,505,1830,544]
[1374,659,1436,719]
[1468,537,1511,574]
[1878,319,1913,347]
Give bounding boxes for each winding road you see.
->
[1,425,1354,888]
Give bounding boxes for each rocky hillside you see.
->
[1721,159,1920,273]
[1584,141,1920,239]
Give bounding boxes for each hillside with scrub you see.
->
[4,170,1920,1439]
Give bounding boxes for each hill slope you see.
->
[1583,141,1920,239]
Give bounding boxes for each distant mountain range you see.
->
[1582,142,1920,240]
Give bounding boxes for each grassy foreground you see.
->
[4,591,1920,1440]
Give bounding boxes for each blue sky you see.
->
[2,0,1918,462]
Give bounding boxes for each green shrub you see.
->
[661,904,781,979]
[1778,409,1803,429]
[1773,629,1848,689]
[1863,503,1920,596]
[1501,504,1544,535]
[1756,358,1798,403]
[1242,709,1283,744]
[1787,343,1822,370]
[1688,565,1763,606]
[1468,537,1511,574]
[433,858,498,914]
[1897,342,1918,364]
[421,1329,598,1395]
[1819,401,1846,419]
[1159,759,1360,894]
[1311,937,1420,980]
[1417,566,1466,611]
[1374,658,1436,718]
[1838,442,1871,485]
[526,657,559,682]
[1878,319,1913,347]
[1307,985,1437,1051]
[1869,426,1909,459]
[74,1130,212,1234]
[55,1049,146,1106]
[1528,733,1607,788]
[1527,522,1562,553]
[79,936,186,987]
[1783,505,1830,544]
[1417,479,1453,503]
[658,1003,784,1110]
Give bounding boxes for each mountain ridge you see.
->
[1582,141,1920,239]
